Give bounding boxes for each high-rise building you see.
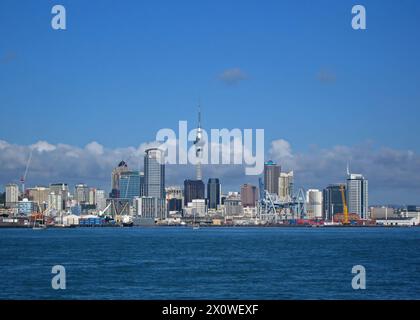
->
[240,184,258,208]
[224,192,243,216]
[184,179,205,206]
[48,192,62,211]
[5,183,19,207]
[322,184,346,221]
[347,173,369,219]
[49,183,69,210]
[144,148,165,199]
[278,171,294,202]
[88,188,96,205]
[306,189,323,219]
[264,160,280,195]
[119,171,141,200]
[27,186,50,206]
[95,189,106,211]
[134,197,167,220]
[75,184,89,203]
[207,178,221,210]
[110,161,129,198]
[166,186,183,213]
[139,172,145,197]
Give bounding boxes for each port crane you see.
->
[339,185,349,225]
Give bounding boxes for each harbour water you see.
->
[0,227,418,300]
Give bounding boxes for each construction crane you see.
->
[339,185,349,225]
[20,149,33,195]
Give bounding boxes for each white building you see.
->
[95,189,107,211]
[48,192,62,212]
[185,199,207,217]
[306,189,323,219]
[278,171,294,202]
[376,217,418,226]
[347,173,369,219]
[5,183,19,207]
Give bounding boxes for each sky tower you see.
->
[193,105,204,181]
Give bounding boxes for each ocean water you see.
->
[0,227,418,300]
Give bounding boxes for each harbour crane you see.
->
[339,185,349,225]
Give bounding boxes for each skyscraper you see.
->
[207,178,221,209]
[241,184,258,208]
[27,186,50,206]
[119,171,141,200]
[306,189,323,219]
[75,184,89,203]
[184,179,205,206]
[95,189,106,211]
[278,171,294,202]
[5,183,19,207]
[264,160,280,195]
[322,184,346,221]
[144,148,165,199]
[110,161,129,198]
[166,186,183,213]
[49,183,69,210]
[347,173,369,219]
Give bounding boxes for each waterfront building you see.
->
[166,186,184,213]
[75,184,89,203]
[48,192,62,212]
[119,171,141,200]
[110,161,129,198]
[144,148,165,199]
[240,184,258,208]
[5,183,19,207]
[95,189,107,211]
[18,198,35,215]
[27,186,50,206]
[347,173,369,219]
[185,199,207,217]
[134,196,167,219]
[224,192,243,216]
[322,184,346,221]
[184,179,205,206]
[49,183,69,209]
[207,178,221,209]
[306,189,323,219]
[264,160,280,195]
[278,171,294,202]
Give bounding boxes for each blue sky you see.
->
[1,0,420,203]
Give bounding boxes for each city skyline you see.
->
[0,134,417,205]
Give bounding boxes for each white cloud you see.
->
[219,68,248,85]
[85,141,104,156]
[30,141,56,153]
